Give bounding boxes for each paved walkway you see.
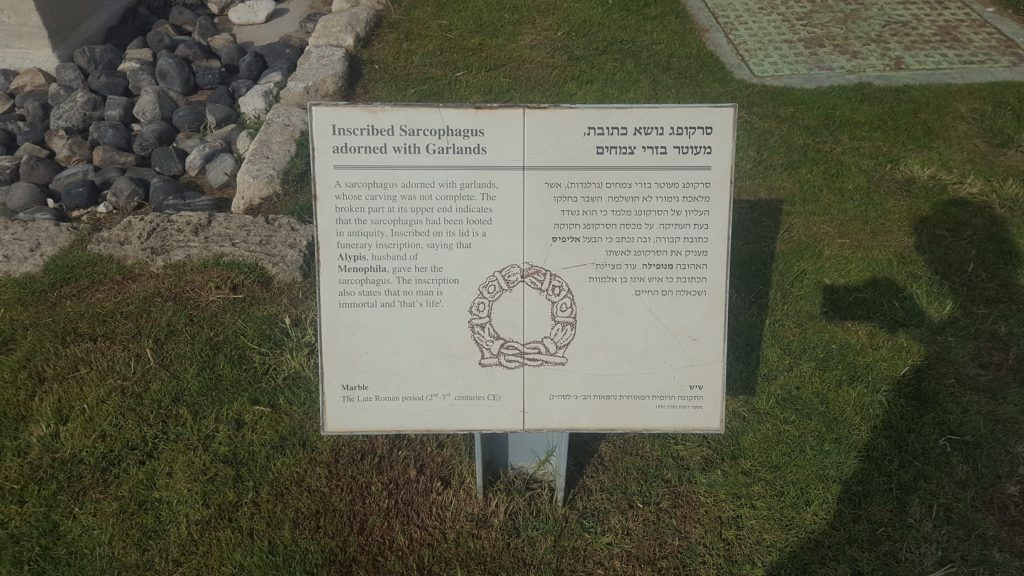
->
[683,0,1024,85]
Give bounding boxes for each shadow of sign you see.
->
[769,197,1024,574]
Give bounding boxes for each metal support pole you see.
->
[475,432,570,504]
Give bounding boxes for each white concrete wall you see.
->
[0,0,135,71]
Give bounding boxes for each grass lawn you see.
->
[3,0,1024,574]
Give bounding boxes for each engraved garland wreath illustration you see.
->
[469,263,577,369]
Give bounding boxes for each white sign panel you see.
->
[310,104,736,433]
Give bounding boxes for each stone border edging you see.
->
[230,0,388,214]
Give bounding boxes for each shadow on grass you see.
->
[727,199,783,396]
[770,197,1024,574]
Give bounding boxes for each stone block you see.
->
[231,105,307,215]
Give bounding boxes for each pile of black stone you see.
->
[0,0,305,222]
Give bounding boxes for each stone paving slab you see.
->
[684,0,1024,86]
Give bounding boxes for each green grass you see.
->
[4,0,1024,573]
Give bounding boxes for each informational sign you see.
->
[310,104,736,433]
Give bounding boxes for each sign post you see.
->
[309,104,736,499]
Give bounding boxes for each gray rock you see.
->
[160,190,227,213]
[257,41,302,71]
[0,93,13,115]
[59,180,100,210]
[309,7,379,52]
[168,6,198,31]
[175,40,216,64]
[124,48,154,63]
[6,181,47,212]
[257,64,291,88]
[120,60,158,95]
[0,69,18,93]
[14,142,52,159]
[8,68,55,96]
[151,146,186,177]
[51,164,96,194]
[299,12,324,34]
[132,121,177,157]
[107,176,147,211]
[125,36,146,51]
[125,167,158,184]
[230,79,255,99]
[229,0,277,26]
[156,52,195,95]
[148,175,186,211]
[15,124,46,147]
[88,212,313,281]
[88,121,133,151]
[206,86,235,108]
[19,155,62,186]
[92,167,124,190]
[237,50,267,82]
[185,140,227,176]
[92,145,139,169]
[205,152,237,189]
[0,155,19,185]
[146,30,177,54]
[0,218,78,277]
[174,132,205,154]
[16,206,63,222]
[44,130,92,167]
[47,84,75,108]
[238,83,278,119]
[73,45,123,75]
[208,123,245,145]
[194,67,223,90]
[207,0,234,15]
[234,129,252,157]
[193,16,218,45]
[208,33,243,65]
[172,104,206,133]
[104,95,135,123]
[55,62,86,90]
[205,103,237,129]
[50,90,105,132]
[133,86,185,124]
[88,70,129,97]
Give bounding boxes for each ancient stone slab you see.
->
[279,46,348,107]
[231,104,307,214]
[88,212,314,282]
[0,219,78,277]
[308,8,378,51]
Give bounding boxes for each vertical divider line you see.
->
[521,108,527,431]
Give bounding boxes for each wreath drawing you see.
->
[468,263,577,369]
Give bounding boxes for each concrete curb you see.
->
[231,0,387,214]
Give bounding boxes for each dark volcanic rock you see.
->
[257,41,302,71]
[19,97,50,126]
[51,164,96,194]
[205,86,234,108]
[60,179,100,210]
[6,181,47,212]
[257,65,291,88]
[237,51,267,82]
[148,175,186,211]
[151,146,186,177]
[105,24,141,51]
[174,40,216,64]
[168,6,198,31]
[155,52,195,95]
[133,86,186,124]
[15,124,47,147]
[132,121,177,157]
[93,167,124,190]
[50,90,105,132]
[93,145,139,169]
[194,67,223,90]
[107,175,148,211]
[121,60,158,96]
[146,30,177,53]
[229,80,255,99]
[172,104,206,133]
[88,69,129,97]
[0,155,18,185]
[205,103,237,129]
[125,167,158,184]
[48,84,76,108]
[17,206,64,222]
[13,142,51,159]
[19,155,62,186]
[55,62,87,90]
[192,16,218,45]
[89,121,133,151]
[73,44,123,75]
[104,95,135,123]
